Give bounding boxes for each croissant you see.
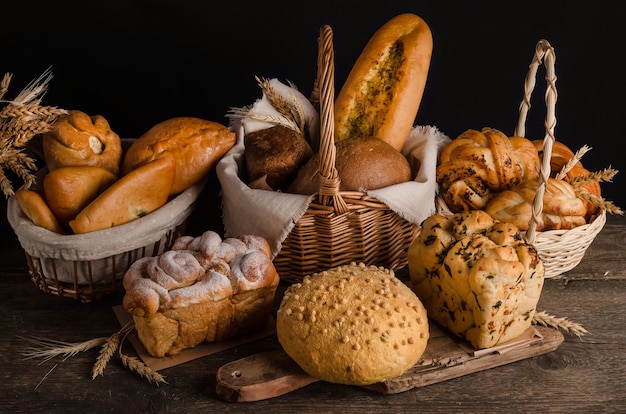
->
[437,128,541,212]
[485,177,587,231]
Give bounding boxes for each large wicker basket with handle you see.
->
[272,25,420,282]
[515,39,606,278]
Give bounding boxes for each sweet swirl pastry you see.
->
[436,127,541,212]
[122,230,279,357]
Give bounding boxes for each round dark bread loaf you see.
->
[288,136,412,195]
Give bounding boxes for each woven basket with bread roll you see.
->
[219,14,449,282]
[434,40,621,278]
[8,112,236,300]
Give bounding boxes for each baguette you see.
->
[334,13,433,152]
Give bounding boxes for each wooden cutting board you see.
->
[216,324,563,402]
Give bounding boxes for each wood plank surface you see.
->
[1,199,625,413]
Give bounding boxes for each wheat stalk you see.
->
[0,67,68,197]
[532,310,589,337]
[91,331,121,379]
[119,354,167,385]
[115,323,167,385]
[555,144,591,180]
[20,335,108,363]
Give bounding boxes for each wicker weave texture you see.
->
[274,26,420,282]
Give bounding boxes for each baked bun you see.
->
[244,125,313,191]
[436,128,541,212]
[533,139,601,219]
[123,230,280,357]
[276,262,429,386]
[485,177,588,231]
[408,210,545,349]
[122,117,236,195]
[43,166,118,230]
[42,110,122,175]
[69,152,176,234]
[14,189,66,234]
[288,136,412,195]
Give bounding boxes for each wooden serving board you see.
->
[216,324,563,402]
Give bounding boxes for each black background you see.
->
[3,0,624,208]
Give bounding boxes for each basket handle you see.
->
[514,39,558,243]
[315,25,349,213]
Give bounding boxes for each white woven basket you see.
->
[513,39,605,278]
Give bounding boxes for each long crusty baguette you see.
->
[334,13,433,152]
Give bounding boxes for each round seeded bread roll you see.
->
[288,136,412,195]
[276,262,429,386]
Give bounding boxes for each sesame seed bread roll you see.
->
[276,262,429,386]
[334,13,433,152]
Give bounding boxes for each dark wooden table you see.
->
[2,188,625,413]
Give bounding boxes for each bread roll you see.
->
[276,262,429,386]
[244,125,313,191]
[43,166,118,230]
[123,230,280,357]
[122,117,236,195]
[42,110,122,175]
[334,13,433,151]
[69,152,176,234]
[14,189,66,234]
[408,210,545,349]
[533,139,601,219]
[288,136,411,195]
[485,178,588,231]
[436,128,541,212]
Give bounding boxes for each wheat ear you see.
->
[532,310,589,337]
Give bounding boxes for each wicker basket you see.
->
[438,39,605,278]
[267,25,420,282]
[7,163,205,302]
[516,39,606,278]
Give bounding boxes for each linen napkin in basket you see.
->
[217,79,451,259]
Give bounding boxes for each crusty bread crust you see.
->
[122,117,236,195]
[69,152,176,234]
[334,13,433,152]
[42,110,122,175]
[14,189,66,234]
[43,166,118,229]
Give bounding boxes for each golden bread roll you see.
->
[276,262,429,386]
[408,210,545,349]
[288,136,412,195]
[436,128,541,212]
[123,230,279,357]
[533,139,601,219]
[122,117,236,195]
[334,13,433,151]
[244,125,313,191]
[485,177,588,231]
[14,189,66,234]
[42,110,122,175]
[43,166,118,230]
[69,152,176,234]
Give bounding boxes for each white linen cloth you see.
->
[217,79,451,259]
